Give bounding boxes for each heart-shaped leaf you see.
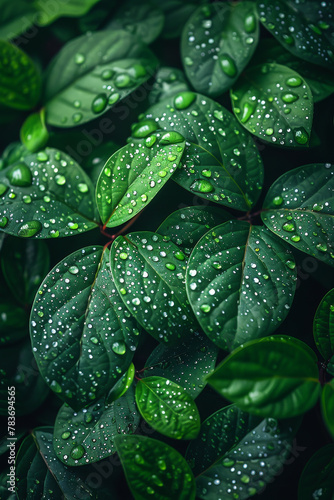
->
[143,92,264,210]
[135,376,201,439]
[298,444,334,500]
[321,380,334,440]
[157,205,231,256]
[186,220,297,351]
[53,386,140,466]
[114,434,196,500]
[0,147,99,238]
[231,62,313,147]
[186,405,296,499]
[34,0,101,26]
[96,132,185,228]
[257,0,334,70]
[262,163,334,267]
[149,67,190,105]
[207,335,321,418]
[110,231,196,346]
[20,109,49,153]
[44,30,158,127]
[314,288,334,370]
[181,2,259,96]
[0,40,41,110]
[143,331,218,398]
[30,246,140,410]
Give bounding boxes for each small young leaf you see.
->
[262,163,334,267]
[96,132,185,228]
[54,386,140,466]
[30,247,140,409]
[149,67,190,105]
[0,40,41,110]
[114,434,196,500]
[106,362,135,404]
[34,0,101,26]
[110,231,196,346]
[20,109,49,153]
[144,331,218,398]
[186,221,297,351]
[0,148,99,238]
[181,2,259,96]
[136,376,201,439]
[314,288,334,369]
[44,30,158,127]
[298,444,334,500]
[231,62,313,147]
[321,380,334,440]
[207,335,321,418]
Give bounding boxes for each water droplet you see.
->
[244,13,256,33]
[316,243,327,253]
[0,216,8,228]
[7,163,32,187]
[312,203,323,212]
[75,53,85,65]
[157,459,166,470]
[18,220,42,237]
[293,127,309,145]
[112,341,126,355]
[72,112,83,123]
[49,230,59,238]
[0,183,8,196]
[55,175,66,186]
[23,195,32,204]
[220,54,237,77]
[115,74,133,88]
[240,102,255,123]
[145,135,157,148]
[282,222,295,232]
[286,76,302,87]
[78,183,89,193]
[73,100,81,108]
[241,475,250,484]
[200,304,211,313]
[146,487,155,495]
[91,93,108,114]
[61,431,71,440]
[174,251,185,261]
[101,69,114,80]
[174,91,196,110]
[120,252,128,260]
[160,131,184,145]
[201,169,211,178]
[273,196,283,206]
[282,92,298,103]
[68,222,79,230]
[291,235,301,242]
[286,260,296,269]
[134,454,144,464]
[69,265,79,275]
[108,93,120,105]
[265,127,274,136]
[222,458,235,467]
[282,34,294,44]
[141,194,148,202]
[70,444,85,460]
[190,179,214,193]
[50,380,62,393]
[132,120,158,138]
[165,263,176,271]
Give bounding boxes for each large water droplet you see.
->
[7,163,32,187]
[115,74,133,88]
[219,54,237,77]
[174,91,196,110]
[70,444,85,460]
[0,183,8,196]
[91,93,108,114]
[244,13,256,33]
[240,102,255,123]
[61,431,71,440]
[286,76,302,87]
[190,179,214,193]
[293,127,309,145]
[112,341,126,355]
[75,53,85,65]
[160,131,184,145]
[132,120,158,138]
[282,92,298,103]
[0,216,8,228]
[18,220,42,237]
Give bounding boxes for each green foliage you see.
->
[0,1,333,499]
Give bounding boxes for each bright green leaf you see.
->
[82,140,120,186]
[106,362,135,404]
[321,380,334,440]
[34,0,102,26]
[298,444,334,500]
[207,335,321,418]
[20,109,49,153]
[186,221,297,351]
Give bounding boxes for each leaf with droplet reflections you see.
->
[207,335,321,418]
[30,247,140,410]
[298,444,334,500]
[262,163,334,267]
[231,62,313,147]
[114,434,196,500]
[136,376,201,439]
[313,288,334,375]
[20,109,49,153]
[44,30,158,127]
[96,132,185,228]
[186,220,297,351]
[181,2,259,96]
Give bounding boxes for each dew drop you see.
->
[75,53,85,65]
[273,196,283,206]
[145,135,157,148]
[91,93,108,114]
[244,13,256,33]
[101,69,114,80]
[132,120,158,138]
[240,102,255,123]
[265,127,274,136]
[119,252,128,260]
[108,93,120,105]
[7,163,32,187]
[72,113,83,123]
[174,91,196,110]
[282,92,298,103]
[78,183,89,193]
[291,235,301,242]
[286,76,302,87]
[200,304,211,313]
[316,243,327,253]
[55,175,66,186]
[112,341,126,355]
[293,127,309,145]
[0,183,8,196]
[282,222,295,232]
[190,179,214,193]
[0,216,8,228]
[61,431,71,440]
[160,131,184,145]
[70,444,85,460]
[115,74,133,88]
[219,54,237,77]
[18,220,42,238]
[69,265,79,275]
[165,262,176,271]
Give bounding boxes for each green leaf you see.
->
[207,335,321,418]
[20,109,49,153]
[157,205,231,256]
[0,147,99,238]
[82,140,120,186]
[44,30,158,127]
[322,380,334,440]
[30,247,140,409]
[135,376,201,439]
[257,0,334,70]
[53,386,140,466]
[0,0,37,40]
[114,434,196,500]
[231,62,313,147]
[186,221,297,351]
[181,2,259,96]
[0,300,27,336]
[298,444,334,500]
[186,405,296,499]
[0,141,30,170]
[34,0,102,26]
[110,231,196,346]
[96,132,185,228]
[106,362,135,404]
[149,67,190,105]
[16,427,101,499]
[154,0,207,39]
[1,236,50,305]
[143,331,218,398]
[0,40,41,110]
[262,163,334,267]
[313,288,334,364]
[107,0,164,44]
[142,92,264,210]
[0,339,49,416]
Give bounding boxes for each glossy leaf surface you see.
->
[148,67,190,105]
[20,109,49,153]
[321,380,334,441]
[34,0,101,26]
[298,444,334,500]
[0,0,37,40]
[313,288,334,366]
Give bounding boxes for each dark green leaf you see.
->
[110,231,196,346]
[0,300,27,335]
[186,221,297,351]
[262,163,334,267]
[157,205,231,256]
[149,67,190,105]
[143,331,218,398]
[181,2,259,96]
[231,63,313,147]
[30,246,140,409]
[298,444,334,500]
[82,140,120,186]
[53,386,140,466]
[96,132,185,228]
[106,362,135,404]
[44,30,158,127]
[257,0,334,70]
[114,434,196,500]
[154,0,207,39]
[313,288,334,364]
[135,376,201,439]
[321,380,334,440]
[20,109,49,153]
[0,0,37,40]
[107,0,164,44]
[0,40,40,110]
[0,147,99,238]
[34,0,101,26]
[186,405,296,499]
[1,237,50,305]
[143,92,264,210]
[0,141,29,170]
[0,468,17,499]
[207,335,321,418]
